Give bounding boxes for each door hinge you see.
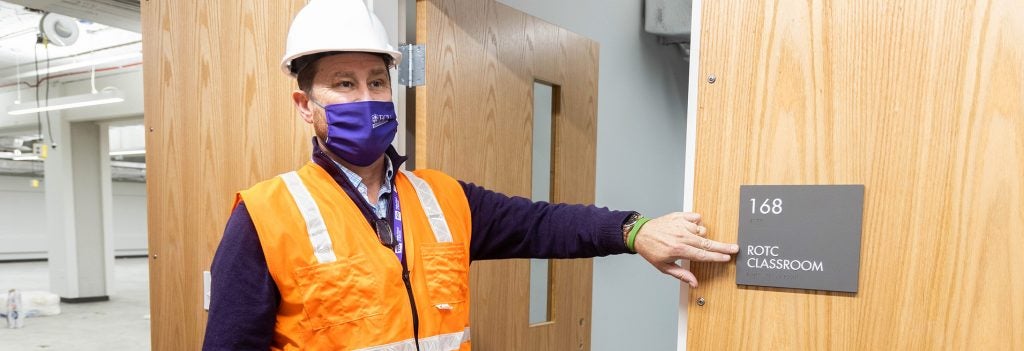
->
[398,44,425,87]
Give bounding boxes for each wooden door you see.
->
[415,1,600,350]
[142,1,309,350]
[686,0,1023,350]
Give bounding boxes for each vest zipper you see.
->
[401,265,421,351]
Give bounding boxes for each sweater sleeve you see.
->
[202,201,279,350]
[460,181,634,261]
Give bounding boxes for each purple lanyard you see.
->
[390,188,405,263]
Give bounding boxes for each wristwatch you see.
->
[622,212,642,244]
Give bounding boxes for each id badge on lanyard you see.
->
[391,189,405,263]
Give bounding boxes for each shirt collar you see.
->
[310,137,407,186]
[333,153,394,192]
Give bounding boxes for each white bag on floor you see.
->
[6,289,23,328]
[0,290,61,318]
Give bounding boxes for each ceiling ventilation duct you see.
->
[39,13,81,46]
[7,0,140,33]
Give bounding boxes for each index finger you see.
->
[703,238,739,254]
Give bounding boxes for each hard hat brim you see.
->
[282,48,402,77]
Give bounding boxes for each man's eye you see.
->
[335,81,354,88]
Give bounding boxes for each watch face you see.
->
[627,213,641,224]
[624,213,641,230]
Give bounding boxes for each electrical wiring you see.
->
[32,34,42,146]
[0,62,142,89]
[14,53,21,103]
[0,41,142,89]
[4,21,141,149]
[0,40,142,85]
[44,38,54,148]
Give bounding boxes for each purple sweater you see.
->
[203,140,634,349]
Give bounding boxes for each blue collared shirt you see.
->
[332,157,394,219]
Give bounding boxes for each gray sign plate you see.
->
[736,185,864,293]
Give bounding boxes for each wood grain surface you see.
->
[141,1,308,349]
[416,0,599,349]
[688,0,1023,350]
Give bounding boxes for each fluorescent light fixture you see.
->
[110,161,146,169]
[109,149,146,156]
[8,87,125,115]
[12,154,41,161]
[5,149,41,161]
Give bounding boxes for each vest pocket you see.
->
[294,254,382,329]
[420,243,469,306]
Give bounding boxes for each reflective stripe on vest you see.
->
[401,170,453,243]
[354,327,471,351]
[279,171,337,264]
[279,170,455,260]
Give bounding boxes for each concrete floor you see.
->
[0,258,150,350]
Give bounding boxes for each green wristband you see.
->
[626,217,651,253]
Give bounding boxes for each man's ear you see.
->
[292,90,316,124]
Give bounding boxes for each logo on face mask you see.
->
[371,113,394,128]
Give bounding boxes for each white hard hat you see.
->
[281,0,402,77]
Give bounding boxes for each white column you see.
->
[45,116,114,302]
[376,0,409,162]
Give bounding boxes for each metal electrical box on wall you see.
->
[644,0,692,44]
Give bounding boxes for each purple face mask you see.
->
[315,100,398,167]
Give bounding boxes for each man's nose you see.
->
[353,84,373,102]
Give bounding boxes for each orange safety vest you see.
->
[238,162,473,350]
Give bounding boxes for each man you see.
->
[203,0,739,350]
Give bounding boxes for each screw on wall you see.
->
[707,74,716,84]
[696,297,705,306]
